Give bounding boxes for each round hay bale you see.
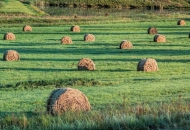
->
[147,27,158,34]
[23,25,32,31]
[177,20,186,26]
[84,34,95,42]
[154,34,166,42]
[120,40,133,49]
[4,32,15,40]
[47,88,91,114]
[61,36,72,44]
[137,58,158,72]
[78,58,95,70]
[3,50,20,61]
[70,25,80,32]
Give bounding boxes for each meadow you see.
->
[0,17,190,129]
[0,1,190,129]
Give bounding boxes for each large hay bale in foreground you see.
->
[120,40,133,49]
[70,25,80,32]
[61,36,72,44]
[84,34,95,42]
[148,27,158,34]
[177,20,186,26]
[3,50,20,61]
[78,58,95,70]
[137,58,158,72]
[23,25,32,31]
[47,88,91,114]
[154,34,166,43]
[4,32,15,40]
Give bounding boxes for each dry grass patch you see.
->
[4,32,15,40]
[84,34,95,42]
[70,25,80,32]
[148,27,158,34]
[61,36,72,44]
[154,34,166,43]
[137,58,158,72]
[120,40,133,49]
[23,25,32,31]
[3,50,20,61]
[78,58,95,70]
[47,88,91,115]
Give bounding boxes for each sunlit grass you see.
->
[0,0,36,15]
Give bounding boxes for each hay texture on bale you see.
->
[70,25,80,32]
[47,88,91,114]
[23,25,32,31]
[148,27,158,34]
[78,58,95,70]
[137,58,158,72]
[3,50,20,61]
[61,36,72,44]
[120,40,133,49]
[4,32,15,40]
[177,20,186,26]
[84,34,95,42]
[154,34,166,43]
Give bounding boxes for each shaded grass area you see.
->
[0,78,115,89]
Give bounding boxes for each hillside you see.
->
[0,0,44,16]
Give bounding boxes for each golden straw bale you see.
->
[23,25,32,31]
[4,32,15,40]
[147,27,158,34]
[3,50,20,61]
[84,34,95,42]
[137,58,158,72]
[177,20,186,26]
[47,88,91,115]
[154,34,166,43]
[78,58,95,70]
[70,25,80,32]
[61,36,72,44]
[120,40,133,49]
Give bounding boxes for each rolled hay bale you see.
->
[61,36,72,44]
[120,40,133,49]
[78,58,95,70]
[154,34,166,43]
[70,25,80,32]
[4,32,15,40]
[147,27,158,34]
[84,34,95,42]
[137,58,158,72]
[177,20,186,26]
[23,25,32,31]
[3,50,20,61]
[47,88,91,114]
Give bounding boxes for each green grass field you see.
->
[0,1,190,129]
[0,18,190,129]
